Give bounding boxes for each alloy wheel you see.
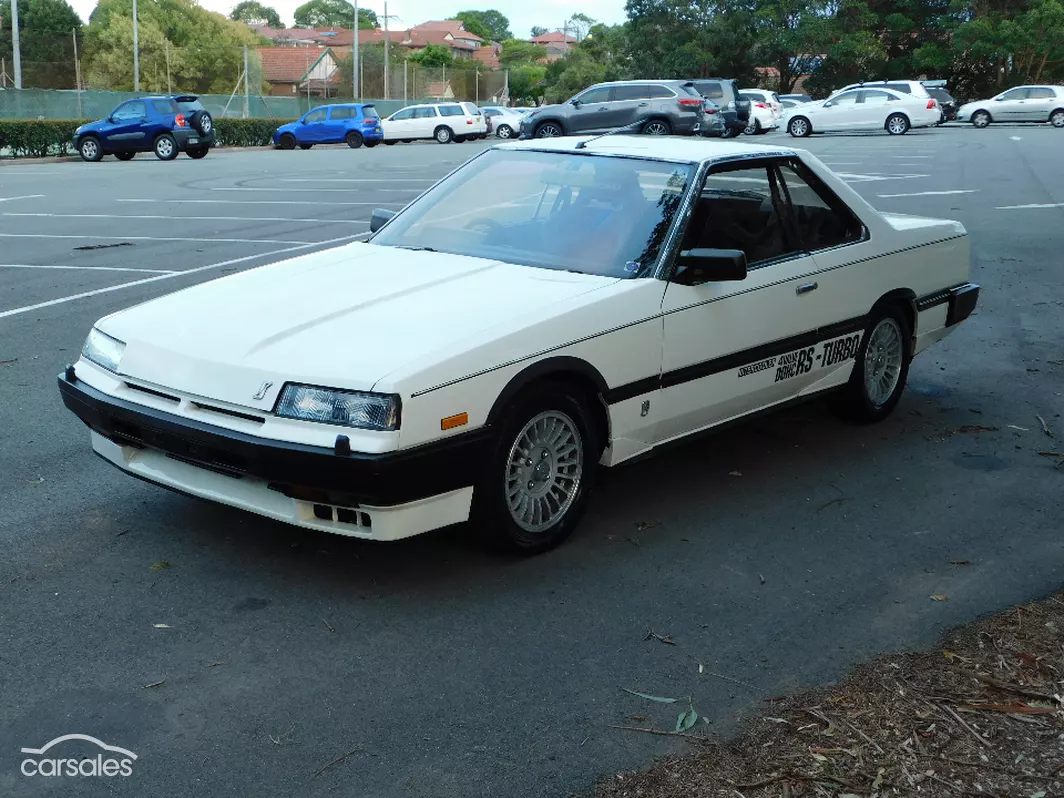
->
[863,318,904,407]
[504,411,584,534]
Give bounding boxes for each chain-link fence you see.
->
[0,35,512,119]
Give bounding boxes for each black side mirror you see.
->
[672,248,747,286]
[369,208,396,233]
[570,99,582,107]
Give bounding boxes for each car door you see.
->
[857,90,894,129]
[414,106,441,138]
[605,84,649,129]
[1023,87,1056,121]
[103,100,150,150]
[816,90,860,130]
[322,105,351,142]
[300,107,329,142]
[566,85,613,133]
[992,87,1029,120]
[383,107,416,140]
[656,158,835,443]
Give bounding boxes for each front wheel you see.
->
[78,137,102,162]
[1050,109,1064,128]
[434,126,453,144]
[278,133,297,149]
[474,387,598,555]
[496,124,513,138]
[744,118,761,135]
[886,113,910,135]
[345,131,363,149]
[788,117,811,137]
[115,151,135,161]
[641,119,671,135]
[830,306,912,423]
[534,122,563,138]
[971,110,991,128]
[153,134,178,161]
[721,127,741,139]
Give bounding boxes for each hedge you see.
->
[0,117,297,158]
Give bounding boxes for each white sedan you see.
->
[481,106,526,139]
[783,87,941,136]
[957,85,1064,128]
[59,138,978,555]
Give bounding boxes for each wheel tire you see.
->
[114,151,135,161]
[153,134,178,161]
[721,127,740,139]
[454,135,467,143]
[473,386,599,555]
[299,143,313,150]
[186,147,208,159]
[788,117,811,137]
[744,118,761,135]
[385,140,398,145]
[972,110,991,128]
[434,126,453,144]
[496,124,513,138]
[365,141,378,148]
[641,119,671,135]
[1050,109,1064,128]
[402,139,412,143]
[78,136,102,162]
[345,131,363,149]
[189,110,213,136]
[279,133,297,150]
[534,122,563,138]
[830,306,912,424]
[886,113,910,135]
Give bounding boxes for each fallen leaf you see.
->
[152,623,171,629]
[948,560,974,566]
[622,688,679,703]
[931,594,949,601]
[728,470,742,477]
[810,752,829,762]
[698,663,704,674]
[675,709,698,732]
[1036,414,1053,438]
[142,679,166,689]
[954,425,999,435]
[960,703,1058,715]
[634,520,661,531]
[1007,425,1030,432]
[149,561,170,571]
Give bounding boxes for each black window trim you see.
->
[777,156,870,256]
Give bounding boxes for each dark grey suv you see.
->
[518,80,719,139]
[686,79,750,137]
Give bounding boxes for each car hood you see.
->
[525,103,565,121]
[76,119,108,134]
[98,244,619,407]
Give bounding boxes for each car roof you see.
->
[497,135,802,164]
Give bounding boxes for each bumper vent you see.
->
[312,503,372,528]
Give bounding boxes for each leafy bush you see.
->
[214,118,295,148]
[0,119,89,158]
[0,117,296,158]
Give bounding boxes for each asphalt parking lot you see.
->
[1,125,1062,798]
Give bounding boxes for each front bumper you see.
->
[58,370,492,538]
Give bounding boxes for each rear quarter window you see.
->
[362,106,380,119]
[694,82,725,99]
[176,99,204,113]
[439,105,464,117]
[151,100,177,114]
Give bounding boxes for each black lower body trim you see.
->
[945,282,979,327]
[59,373,492,507]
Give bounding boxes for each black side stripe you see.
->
[916,288,952,311]
[605,314,868,405]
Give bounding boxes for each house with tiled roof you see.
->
[258,46,339,96]
[403,29,476,59]
[530,31,576,60]
[410,20,483,48]
[472,43,502,69]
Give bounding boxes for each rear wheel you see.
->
[434,126,453,144]
[971,110,991,128]
[114,151,135,161]
[641,119,671,135]
[744,118,761,135]
[721,126,741,139]
[1050,109,1064,128]
[454,134,467,143]
[299,143,313,150]
[345,131,363,149]
[278,133,297,149]
[831,306,912,424]
[365,141,378,148]
[78,136,102,162]
[474,386,598,555]
[153,134,178,161]
[788,116,811,137]
[886,113,910,135]
[496,124,514,138]
[186,147,208,159]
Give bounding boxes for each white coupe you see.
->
[783,87,942,136]
[60,138,978,554]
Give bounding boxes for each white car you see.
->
[740,92,780,134]
[740,88,783,116]
[480,106,525,138]
[59,138,978,555]
[956,85,1064,128]
[783,87,941,136]
[381,102,488,144]
[831,80,932,100]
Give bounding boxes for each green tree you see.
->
[83,0,264,92]
[451,9,512,41]
[408,43,454,67]
[230,0,282,27]
[753,0,834,93]
[449,12,491,40]
[508,63,547,103]
[530,25,548,37]
[0,0,83,88]
[293,0,376,29]
[565,12,596,40]
[499,38,547,65]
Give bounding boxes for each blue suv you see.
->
[273,104,383,150]
[74,95,215,162]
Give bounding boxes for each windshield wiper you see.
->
[393,245,438,252]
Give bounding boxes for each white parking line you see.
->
[0,194,45,203]
[995,202,1064,210]
[0,233,369,320]
[836,172,930,183]
[118,199,406,206]
[4,213,369,225]
[0,264,178,274]
[0,233,316,244]
[211,187,419,194]
[877,190,978,198]
[278,178,435,183]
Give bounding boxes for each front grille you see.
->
[190,401,265,425]
[125,382,180,404]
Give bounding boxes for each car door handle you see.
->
[795,282,818,295]
[598,107,608,112]
[638,102,649,107]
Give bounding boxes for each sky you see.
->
[66,0,628,39]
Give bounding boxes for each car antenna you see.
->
[574,120,645,149]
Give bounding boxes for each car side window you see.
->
[416,107,441,118]
[777,162,865,252]
[828,91,859,106]
[1028,87,1055,99]
[999,88,1028,100]
[884,83,912,94]
[484,108,500,117]
[612,85,648,101]
[304,108,328,123]
[646,85,675,99]
[391,108,415,120]
[861,90,892,106]
[576,87,610,104]
[112,101,147,121]
[681,164,797,267]
[437,106,463,117]
[330,106,354,119]
[151,99,176,114]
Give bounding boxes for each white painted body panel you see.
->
[77,137,973,540]
[784,90,940,133]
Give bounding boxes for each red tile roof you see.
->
[472,46,501,68]
[312,27,355,46]
[362,28,409,45]
[258,46,330,83]
[405,30,475,51]
[530,32,577,44]
[411,20,483,42]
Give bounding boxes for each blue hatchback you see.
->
[274,104,384,150]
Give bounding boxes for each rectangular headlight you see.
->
[82,328,126,373]
[274,384,401,431]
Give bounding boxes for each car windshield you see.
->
[371,149,695,278]
[176,98,204,112]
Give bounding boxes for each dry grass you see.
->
[595,591,1064,798]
